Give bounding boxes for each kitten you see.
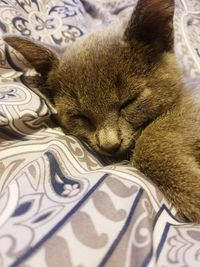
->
[4,0,200,223]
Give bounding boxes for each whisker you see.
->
[59,85,69,97]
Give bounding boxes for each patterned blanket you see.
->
[0,0,200,267]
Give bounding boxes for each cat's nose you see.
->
[98,127,121,154]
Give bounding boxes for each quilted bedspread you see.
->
[0,0,200,267]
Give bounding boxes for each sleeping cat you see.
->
[4,0,200,223]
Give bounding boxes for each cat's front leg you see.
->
[131,118,200,223]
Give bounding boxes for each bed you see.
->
[0,0,200,266]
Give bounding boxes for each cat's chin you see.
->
[94,140,136,163]
[97,149,132,163]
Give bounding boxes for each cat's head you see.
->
[4,0,182,159]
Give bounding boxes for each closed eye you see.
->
[71,114,95,129]
[120,97,137,111]
[72,114,91,122]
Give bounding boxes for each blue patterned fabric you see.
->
[0,1,200,267]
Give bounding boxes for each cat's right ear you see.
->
[124,0,175,53]
[3,35,59,76]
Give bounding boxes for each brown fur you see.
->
[4,0,200,223]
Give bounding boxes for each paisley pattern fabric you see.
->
[0,0,200,266]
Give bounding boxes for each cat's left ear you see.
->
[3,35,59,76]
[124,0,175,52]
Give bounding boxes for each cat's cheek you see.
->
[81,132,102,154]
[118,118,135,151]
[57,116,71,130]
[54,113,79,135]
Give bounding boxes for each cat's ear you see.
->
[3,35,59,75]
[124,0,174,52]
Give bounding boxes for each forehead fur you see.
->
[51,28,153,107]
[48,25,178,116]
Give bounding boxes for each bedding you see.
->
[0,0,200,267]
